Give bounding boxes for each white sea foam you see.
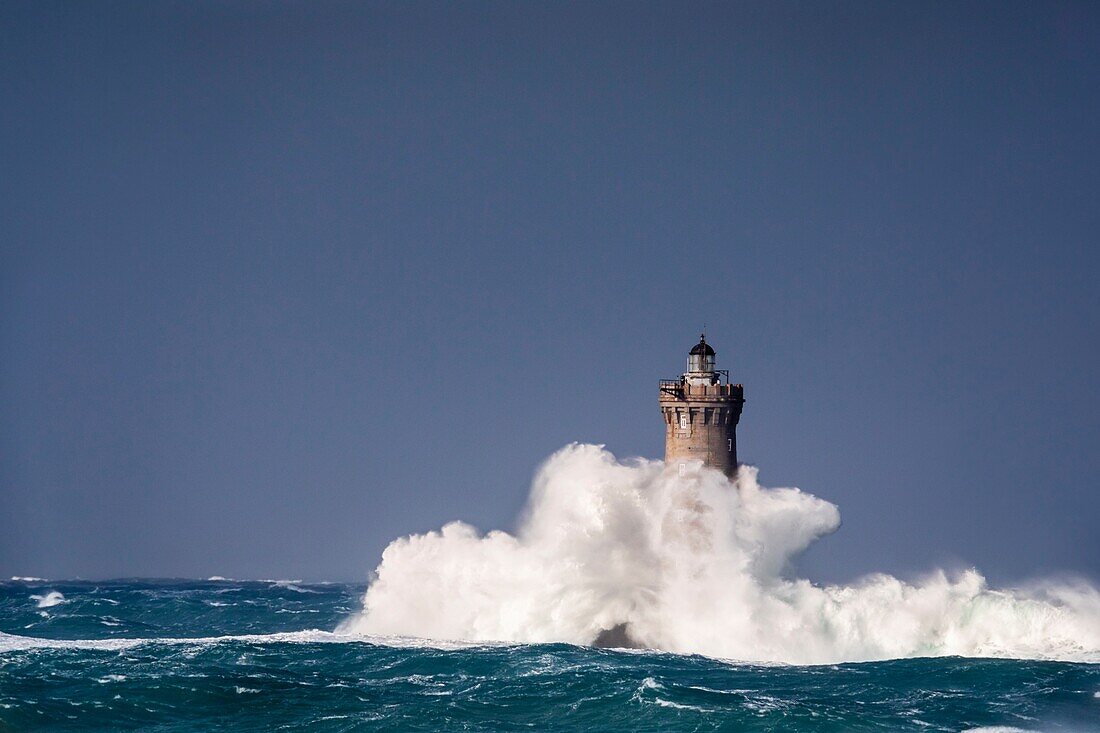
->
[266,580,319,594]
[11,576,46,582]
[341,444,1100,665]
[30,591,66,609]
[0,629,504,655]
[0,629,339,653]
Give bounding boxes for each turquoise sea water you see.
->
[2,579,1097,732]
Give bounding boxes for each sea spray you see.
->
[343,443,1100,664]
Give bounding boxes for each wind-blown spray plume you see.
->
[343,444,1100,664]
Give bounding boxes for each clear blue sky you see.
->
[2,1,1097,584]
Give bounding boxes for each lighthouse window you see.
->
[678,413,689,430]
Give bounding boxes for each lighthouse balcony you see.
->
[659,381,743,400]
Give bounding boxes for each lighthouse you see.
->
[659,334,745,478]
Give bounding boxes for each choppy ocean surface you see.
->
[1,579,1097,732]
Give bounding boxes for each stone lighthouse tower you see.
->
[659,335,745,478]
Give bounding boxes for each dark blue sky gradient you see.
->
[2,1,1098,583]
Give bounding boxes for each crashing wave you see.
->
[342,444,1100,665]
[30,591,66,609]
